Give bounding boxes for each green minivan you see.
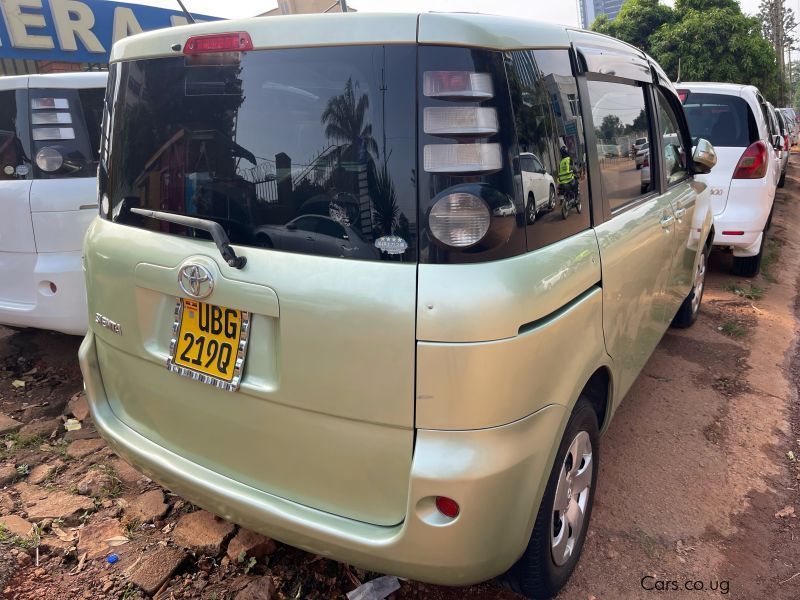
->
[79,12,716,599]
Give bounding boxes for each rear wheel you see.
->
[779,170,786,188]
[732,234,765,277]
[527,193,537,224]
[548,186,556,210]
[501,399,599,600]
[672,249,707,328]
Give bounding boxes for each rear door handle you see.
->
[660,215,674,231]
[674,207,686,221]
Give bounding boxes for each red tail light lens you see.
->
[423,71,494,100]
[784,135,789,152]
[733,141,768,179]
[435,496,460,518]
[677,89,690,104]
[642,154,649,168]
[184,32,253,55]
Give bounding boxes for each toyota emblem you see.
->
[178,264,214,299]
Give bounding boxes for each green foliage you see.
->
[591,0,779,101]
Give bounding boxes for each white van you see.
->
[0,72,107,335]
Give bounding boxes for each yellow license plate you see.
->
[168,298,251,390]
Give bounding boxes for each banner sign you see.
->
[0,0,220,63]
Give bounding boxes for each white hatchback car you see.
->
[519,151,556,224]
[678,83,779,276]
[0,72,107,335]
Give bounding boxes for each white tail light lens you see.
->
[31,112,72,125]
[31,98,69,110]
[35,147,64,172]
[423,71,494,100]
[424,143,502,174]
[32,127,75,141]
[429,192,490,247]
[424,107,498,137]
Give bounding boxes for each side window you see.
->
[654,89,688,185]
[315,218,347,239]
[586,80,653,211]
[506,49,591,252]
[0,90,30,181]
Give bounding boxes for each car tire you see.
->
[731,234,765,278]
[500,398,599,600]
[548,186,556,210]
[778,171,786,188]
[672,248,708,329]
[255,234,274,248]
[636,163,641,170]
[527,193,537,225]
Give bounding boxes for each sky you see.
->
[125,0,770,26]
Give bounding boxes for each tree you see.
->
[650,6,778,100]
[591,0,674,54]
[598,114,622,142]
[321,77,378,162]
[759,0,798,105]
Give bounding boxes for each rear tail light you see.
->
[722,230,744,236]
[31,98,69,110]
[642,154,649,168]
[435,496,460,519]
[31,112,72,125]
[35,147,64,172]
[784,135,789,151]
[677,89,690,103]
[424,107,498,137]
[428,192,490,248]
[423,71,494,100]
[732,141,768,179]
[424,143,502,174]
[32,127,75,141]
[183,32,253,55]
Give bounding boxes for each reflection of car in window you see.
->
[253,214,379,259]
[520,152,556,224]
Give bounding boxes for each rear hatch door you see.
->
[90,39,419,526]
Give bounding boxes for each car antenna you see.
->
[175,0,196,24]
[676,57,681,84]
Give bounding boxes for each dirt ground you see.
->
[3,161,800,600]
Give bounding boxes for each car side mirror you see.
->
[773,135,783,151]
[691,138,717,175]
[286,222,297,231]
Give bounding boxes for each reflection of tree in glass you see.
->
[321,77,378,163]
[627,109,648,136]
[372,162,398,236]
[598,114,622,142]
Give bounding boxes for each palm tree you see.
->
[372,161,398,236]
[321,77,378,163]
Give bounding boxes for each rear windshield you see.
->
[682,92,758,148]
[101,46,417,262]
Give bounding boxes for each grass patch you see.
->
[724,283,765,301]
[95,464,123,499]
[122,518,141,540]
[761,237,783,283]
[720,321,748,338]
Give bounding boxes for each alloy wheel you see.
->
[691,252,707,315]
[551,430,593,566]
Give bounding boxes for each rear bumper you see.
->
[79,331,564,586]
[0,250,87,335]
[712,178,773,254]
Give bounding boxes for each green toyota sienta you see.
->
[79,12,717,599]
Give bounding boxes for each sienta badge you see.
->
[374,235,408,255]
[15,165,29,176]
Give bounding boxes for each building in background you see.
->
[579,0,624,28]
[261,0,352,16]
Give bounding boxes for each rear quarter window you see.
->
[682,93,759,148]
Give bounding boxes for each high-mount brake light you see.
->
[183,32,253,55]
[423,71,494,100]
[677,89,690,104]
[732,141,768,179]
[424,107,499,137]
[424,143,502,174]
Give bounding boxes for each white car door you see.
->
[530,155,550,208]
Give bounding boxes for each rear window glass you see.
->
[102,46,417,262]
[682,93,758,148]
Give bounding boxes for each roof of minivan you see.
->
[0,72,107,90]
[678,81,761,98]
[109,12,644,63]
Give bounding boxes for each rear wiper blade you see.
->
[131,208,247,269]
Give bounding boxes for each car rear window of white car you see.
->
[682,93,758,148]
